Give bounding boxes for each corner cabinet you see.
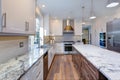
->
[0,0,35,34]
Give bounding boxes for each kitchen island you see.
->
[73,44,120,80]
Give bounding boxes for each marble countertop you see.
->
[0,45,51,80]
[73,44,120,80]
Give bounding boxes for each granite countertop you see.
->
[0,45,51,80]
[73,44,120,80]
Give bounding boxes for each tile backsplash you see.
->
[44,36,50,44]
[54,35,82,42]
[44,35,82,43]
[0,36,28,64]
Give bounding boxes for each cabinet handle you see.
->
[2,13,6,28]
[36,71,41,78]
[25,21,29,31]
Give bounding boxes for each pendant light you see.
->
[82,6,86,25]
[106,0,119,8]
[89,0,96,20]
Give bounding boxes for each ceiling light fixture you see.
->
[89,0,96,20]
[42,4,46,8]
[82,6,86,25]
[106,0,119,8]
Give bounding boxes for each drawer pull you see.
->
[25,21,29,31]
[2,13,6,28]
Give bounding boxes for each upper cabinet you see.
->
[0,0,35,34]
[50,19,63,36]
[0,0,2,31]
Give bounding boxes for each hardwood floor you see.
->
[46,55,80,80]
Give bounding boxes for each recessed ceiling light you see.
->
[42,4,46,8]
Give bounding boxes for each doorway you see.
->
[82,25,91,44]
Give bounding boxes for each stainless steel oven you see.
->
[63,41,74,52]
[64,44,72,51]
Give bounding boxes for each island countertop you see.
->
[73,44,120,80]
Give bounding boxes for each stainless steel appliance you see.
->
[63,41,74,53]
[107,19,120,52]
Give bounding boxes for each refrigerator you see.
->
[107,19,120,52]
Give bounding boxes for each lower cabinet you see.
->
[81,57,99,80]
[72,52,107,80]
[54,43,64,54]
[20,56,43,80]
[72,53,82,77]
[20,47,56,80]
[48,46,55,69]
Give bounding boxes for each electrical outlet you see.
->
[19,42,24,48]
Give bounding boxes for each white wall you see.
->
[50,19,63,36]
[91,7,120,46]
[0,36,28,64]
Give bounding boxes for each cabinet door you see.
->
[25,0,35,34]
[55,43,64,53]
[20,57,43,80]
[48,48,53,69]
[20,70,32,80]
[0,0,2,31]
[36,59,43,80]
[1,0,35,34]
[81,57,99,80]
[48,47,56,69]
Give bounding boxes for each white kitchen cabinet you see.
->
[1,0,35,34]
[0,0,1,31]
[20,57,43,80]
[48,46,55,69]
[50,19,63,36]
[55,43,64,53]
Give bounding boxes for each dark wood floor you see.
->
[46,55,80,80]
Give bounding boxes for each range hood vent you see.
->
[63,19,74,32]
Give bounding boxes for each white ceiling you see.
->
[37,0,119,20]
